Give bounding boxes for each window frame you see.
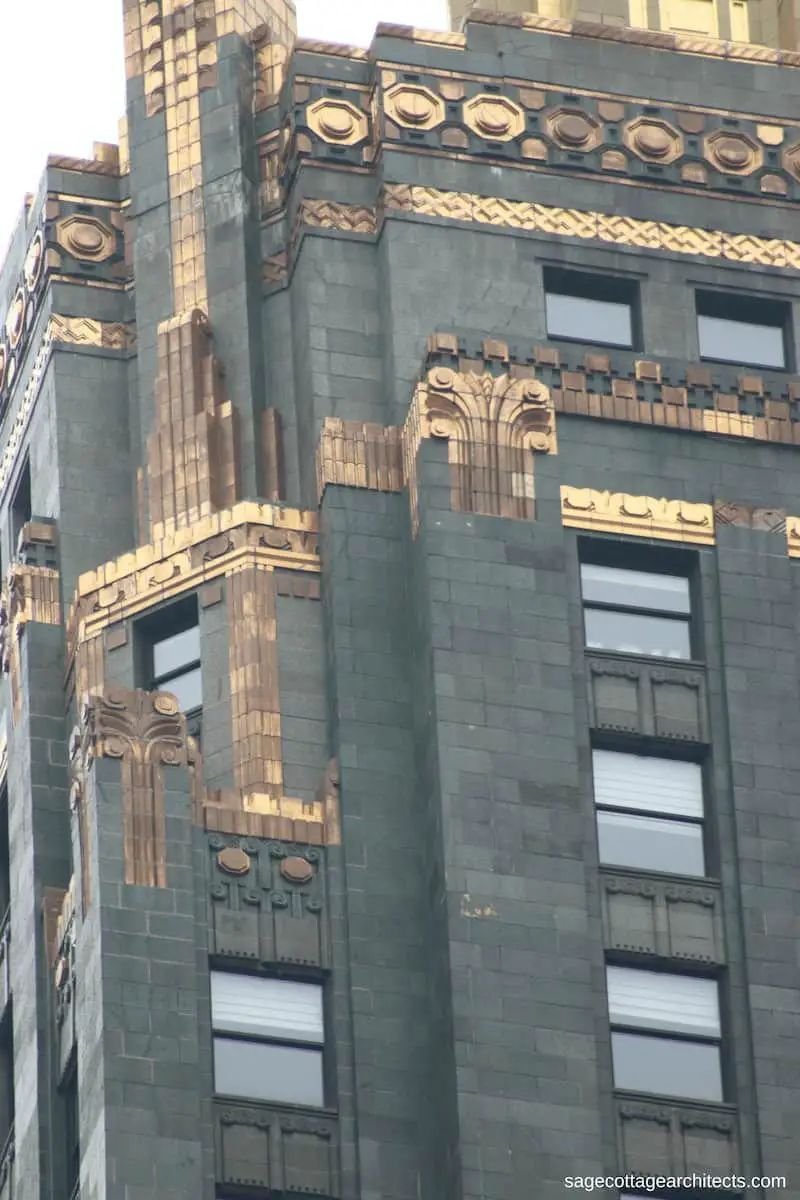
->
[607,965,725,1104]
[210,970,327,1110]
[695,289,792,371]
[592,747,707,878]
[543,266,641,350]
[136,596,202,722]
[580,560,695,661]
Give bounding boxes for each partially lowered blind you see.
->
[607,966,720,1038]
[593,750,703,820]
[211,972,323,1044]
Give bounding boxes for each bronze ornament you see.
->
[384,83,445,131]
[464,94,526,141]
[561,487,715,544]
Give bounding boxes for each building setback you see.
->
[0,1,797,1198]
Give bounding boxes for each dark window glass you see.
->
[584,608,691,659]
[141,598,202,715]
[696,291,790,369]
[546,293,633,348]
[152,626,201,678]
[611,1030,723,1102]
[213,1037,324,1107]
[10,458,31,557]
[596,810,705,876]
[581,565,690,615]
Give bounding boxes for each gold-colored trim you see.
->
[560,486,715,544]
[68,502,318,647]
[316,419,404,500]
[55,215,117,264]
[380,184,800,270]
[785,517,800,556]
[284,184,800,273]
[50,317,136,350]
[0,564,62,724]
[384,83,446,131]
[464,94,526,141]
[306,98,369,146]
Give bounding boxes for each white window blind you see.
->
[607,966,720,1038]
[592,750,703,819]
[211,972,323,1044]
[581,564,691,614]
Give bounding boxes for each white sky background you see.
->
[0,0,448,258]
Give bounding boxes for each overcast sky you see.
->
[0,0,448,259]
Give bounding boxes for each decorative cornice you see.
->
[270,57,800,229]
[67,501,318,652]
[561,486,715,544]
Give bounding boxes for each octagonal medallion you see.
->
[306,98,368,146]
[704,129,762,175]
[623,117,683,164]
[56,214,117,263]
[781,140,800,180]
[464,94,525,142]
[544,106,603,153]
[384,83,445,131]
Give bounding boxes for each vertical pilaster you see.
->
[73,687,208,1200]
[407,440,608,1200]
[7,623,71,1200]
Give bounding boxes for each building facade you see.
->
[0,1,798,1199]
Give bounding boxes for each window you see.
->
[139,597,202,715]
[211,972,325,1107]
[544,268,637,348]
[607,966,723,1102]
[581,563,692,659]
[696,291,790,370]
[10,457,31,558]
[593,749,706,876]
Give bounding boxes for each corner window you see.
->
[544,268,637,349]
[593,749,705,876]
[581,563,692,659]
[696,291,790,370]
[139,597,202,715]
[607,966,722,1102]
[211,972,325,1107]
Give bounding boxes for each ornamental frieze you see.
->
[267,64,800,220]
